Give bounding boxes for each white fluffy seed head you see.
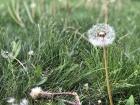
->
[20,98,28,105]
[87,23,115,47]
[30,2,36,8]
[98,99,102,104]
[7,97,15,103]
[30,87,43,99]
[83,83,89,91]
[28,50,34,56]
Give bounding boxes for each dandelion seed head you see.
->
[30,87,43,99]
[30,2,36,8]
[110,0,116,3]
[1,50,9,58]
[58,0,63,2]
[28,50,34,56]
[98,99,102,104]
[87,23,115,47]
[20,98,28,105]
[7,97,15,103]
[83,83,89,91]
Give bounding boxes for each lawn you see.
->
[0,0,140,105]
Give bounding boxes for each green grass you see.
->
[0,0,140,105]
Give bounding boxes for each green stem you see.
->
[103,47,113,105]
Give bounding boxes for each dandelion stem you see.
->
[103,47,113,105]
[14,57,26,70]
[41,92,76,97]
[40,91,81,105]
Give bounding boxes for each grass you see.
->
[0,0,140,105]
